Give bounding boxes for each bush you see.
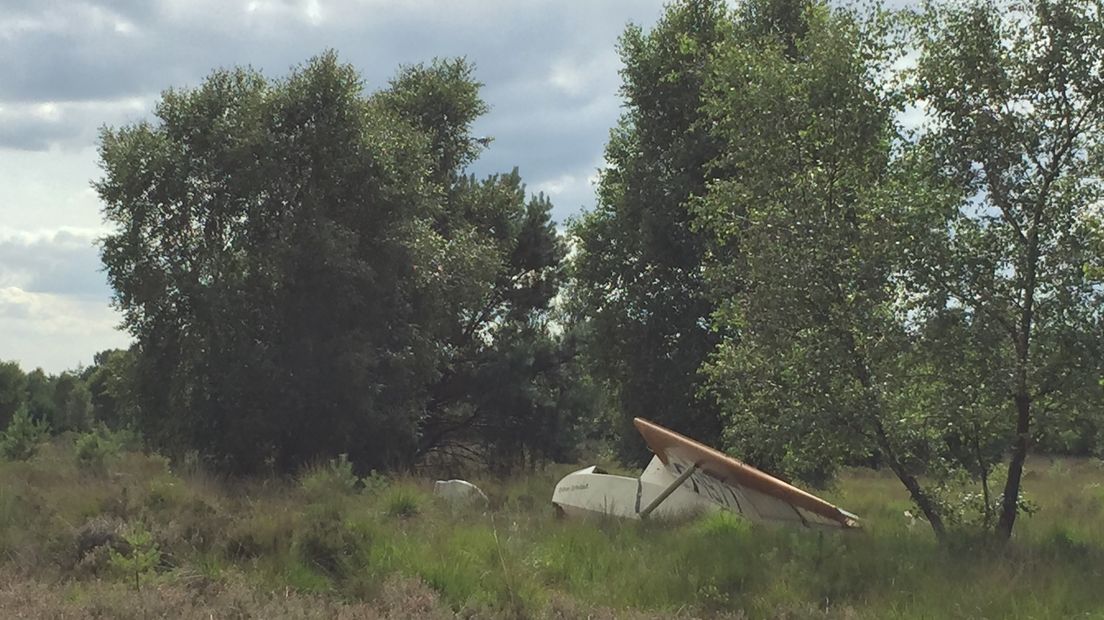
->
[294,506,371,577]
[74,516,127,575]
[74,428,120,474]
[382,486,422,519]
[0,407,49,461]
[299,454,360,499]
[108,523,161,591]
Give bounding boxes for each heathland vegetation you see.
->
[2,438,1104,618]
[1,0,1103,616]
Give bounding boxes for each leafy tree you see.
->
[0,407,49,461]
[84,349,138,430]
[23,368,56,425]
[52,372,93,432]
[0,361,26,429]
[98,53,581,473]
[569,0,732,462]
[74,426,120,475]
[908,0,1104,539]
[99,53,449,472]
[380,62,584,469]
[692,3,964,535]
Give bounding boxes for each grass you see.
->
[1,438,1104,618]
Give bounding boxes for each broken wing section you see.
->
[633,418,860,530]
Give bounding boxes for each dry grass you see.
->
[1,439,1103,618]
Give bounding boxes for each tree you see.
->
[24,369,56,426]
[0,406,49,461]
[379,62,585,469]
[99,53,450,472]
[52,372,92,432]
[692,3,964,536]
[0,361,26,429]
[84,349,138,430]
[98,53,582,473]
[909,0,1104,539]
[569,0,732,462]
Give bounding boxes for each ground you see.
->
[1,438,1103,618]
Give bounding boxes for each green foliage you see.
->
[5,437,1104,616]
[592,0,1104,542]
[683,0,967,536]
[904,0,1104,538]
[52,373,92,433]
[23,368,56,427]
[568,0,733,462]
[294,506,371,577]
[382,486,423,520]
[98,53,440,472]
[108,523,161,591]
[97,52,584,475]
[84,349,138,430]
[74,427,121,475]
[696,0,906,485]
[299,454,361,498]
[0,407,49,461]
[0,361,26,429]
[377,58,488,185]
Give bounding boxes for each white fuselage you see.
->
[551,456,717,520]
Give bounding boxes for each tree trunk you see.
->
[874,422,948,541]
[996,391,1031,539]
[996,211,1039,541]
[841,327,947,540]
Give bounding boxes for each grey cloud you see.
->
[2,0,666,218]
[0,0,662,102]
[0,98,152,150]
[0,229,111,299]
[0,118,67,150]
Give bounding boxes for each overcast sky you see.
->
[1,0,673,372]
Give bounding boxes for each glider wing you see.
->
[633,418,860,530]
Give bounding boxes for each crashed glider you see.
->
[552,418,860,530]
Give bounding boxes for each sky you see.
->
[0,0,671,373]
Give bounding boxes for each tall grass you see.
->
[0,440,1102,618]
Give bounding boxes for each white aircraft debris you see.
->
[551,418,860,530]
[433,479,489,506]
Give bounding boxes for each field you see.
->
[2,439,1104,619]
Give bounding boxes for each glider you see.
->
[551,418,860,530]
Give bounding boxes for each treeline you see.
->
[0,353,132,435]
[3,0,1102,542]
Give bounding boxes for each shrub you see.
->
[361,470,389,495]
[299,453,360,499]
[382,486,422,519]
[74,516,127,576]
[108,523,161,591]
[74,428,120,474]
[294,506,371,577]
[225,510,296,560]
[0,407,49,461]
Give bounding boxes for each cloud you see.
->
[0,286,131,372]
[0,0,678,371]
[0,228,112,298]
[0,147,105,230]
[1,0,665,213]
[530,161,605,221]
[0,97,152,150]
[0,227,128,373]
